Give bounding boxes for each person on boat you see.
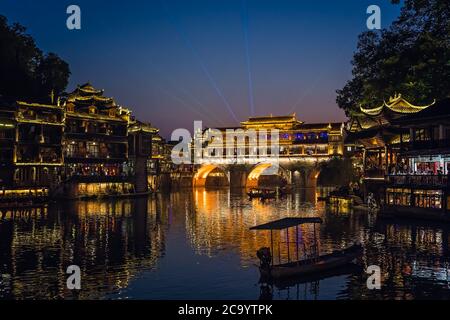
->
[367,193,377,209]
[257,247,272,270]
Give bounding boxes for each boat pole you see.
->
[286,228,290,263]
[313,222,319,257]
[296,225,299,261]
[270,230,274,266]
[278,238,281,264]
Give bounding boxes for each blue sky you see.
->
[0,0,402,137]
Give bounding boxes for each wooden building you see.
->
[382,98,450,221]
[0,98,64,199]
[60,83,134,198]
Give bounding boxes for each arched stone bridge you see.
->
[190,159,328,189]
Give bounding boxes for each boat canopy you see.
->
[250,217,323,231]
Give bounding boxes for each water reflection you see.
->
[0,198,167,299]
[0,188,450,299]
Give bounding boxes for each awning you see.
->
[250,217,323,230]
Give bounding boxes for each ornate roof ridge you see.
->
[243,113,301,122]
[360,93,435,116]
[77,82,104,95]
[16,101,62,109]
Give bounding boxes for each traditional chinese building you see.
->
[382,98,450,221]
[199,114,344,161]
[1,83,167,201]
[345,94,436,193]
[240,114,344,158]
[190,114,345,188]
[61,83,134,198]
[128,120,158,193]
[0,98,64,199]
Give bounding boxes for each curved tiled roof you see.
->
[360,94,435,116]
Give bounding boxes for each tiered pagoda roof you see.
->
[66,83,115,108]
[64,83,131,122]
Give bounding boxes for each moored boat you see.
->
[250,217,363,279]
[260,243,363,278]
[247,188,277,199]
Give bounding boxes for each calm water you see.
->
[1,188,450,300]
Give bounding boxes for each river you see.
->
[1,188,450,300]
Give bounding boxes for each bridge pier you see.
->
[290,167,319,188]
[229,167,248,188]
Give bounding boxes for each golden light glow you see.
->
[360,93,435,116]
[194,164,220,180]
[247,163,272,180]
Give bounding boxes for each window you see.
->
[66,143,77,157]
[386,188,411,206]
[87,142,99,158]
[413,190,442,209]
[316,146,328,154]
[414,128,430,141]
[66,104,75,112]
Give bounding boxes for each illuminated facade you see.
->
[346,94,436,180]
[0,99,64,194]
[0,83,166,200]
[199,114,344,161]
[191,114,345,188]
[128,120,158,193]
[60,83,136,198]
[63,83,130,178]
[382,98,450,219]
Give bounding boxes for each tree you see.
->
[317,157,356,187]
[0,15,70,102]
[337,0,450,115]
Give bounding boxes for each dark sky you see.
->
[1,0,401,137]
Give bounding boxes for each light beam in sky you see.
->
[241,0,255,117]
[161,0,239,123]
[147,61,228,126]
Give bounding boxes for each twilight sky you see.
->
[1,0,401,137]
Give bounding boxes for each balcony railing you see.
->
[67,175,131,183]
[408,139,450,150]
[386,174,449,188]
[64,152,127,160]
[364,168,385,180]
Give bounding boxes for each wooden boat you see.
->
[250,217,363,279]
[260,243,362,278]
[247,188,277,199]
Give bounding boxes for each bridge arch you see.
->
[246,163,290,188]
[290,165,322,189]
[193,164,229,187]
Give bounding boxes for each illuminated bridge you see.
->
[174,114,345,189]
